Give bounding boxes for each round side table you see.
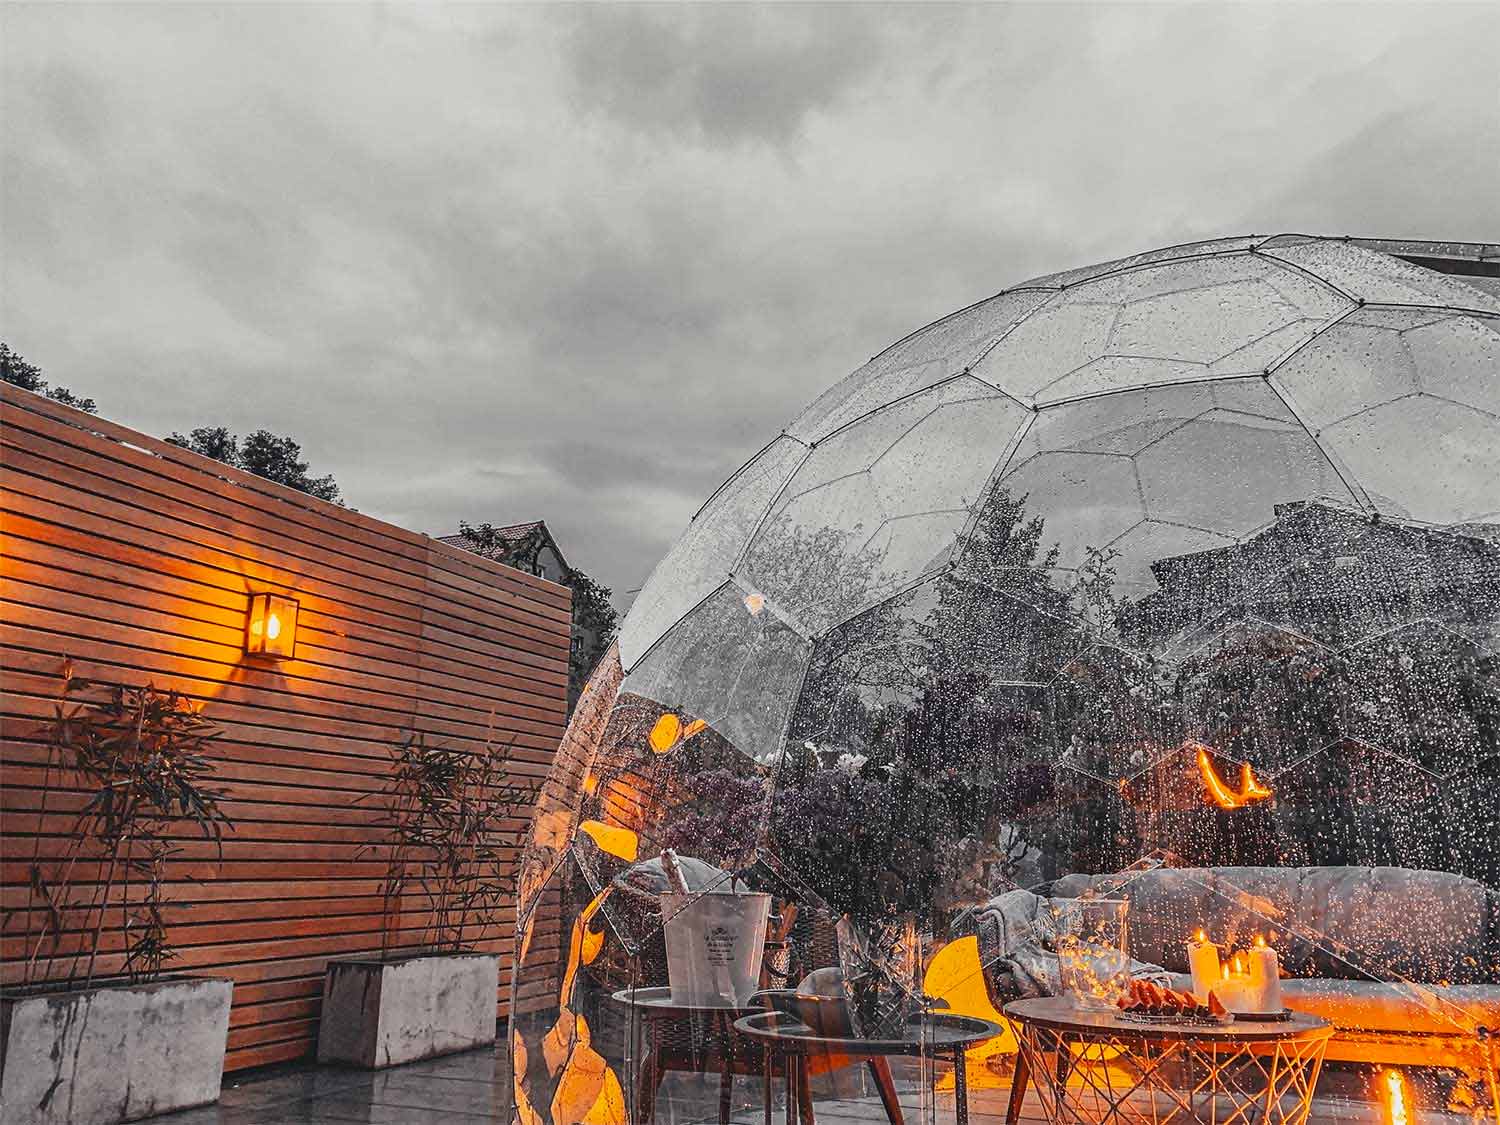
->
[1003,997,1333,1125]
[735,1009,1005,1125]
[612,986,764,1125]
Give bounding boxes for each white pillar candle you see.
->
[1213,953,1252,1014]
[1187,930,1221,1004]
[1247,936,1282,1013]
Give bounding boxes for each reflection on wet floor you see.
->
[153,1043,1475,1125]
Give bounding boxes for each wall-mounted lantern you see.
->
[246,592,299,659]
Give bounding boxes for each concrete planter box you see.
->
[317,953,498,1068]
[0,976,233,1125]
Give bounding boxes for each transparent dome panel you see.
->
[514,236,1500,1125]
[1263,238,1500,313]
[742,377,1029,636]
[618,436,807,670]
[621,583,809,767]
[973,251,1349,405]
[788,288,1051,442]
[1322,395,1500,525]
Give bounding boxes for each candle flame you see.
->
[1195,929,1206,943]
[1255,934,1267,948]
[1382,1069,1413,1125]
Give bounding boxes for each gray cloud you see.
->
[3,2,1497,606]
[564,5,886,147]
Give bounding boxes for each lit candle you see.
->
[1247,935,1282,1014]
[1187,930,1221,1004]
[1212,953,1251,1014]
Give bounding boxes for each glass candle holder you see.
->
[1047,897,1130,1009]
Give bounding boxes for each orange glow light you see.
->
[1383,1069,1413,1125]
[245,592,298,659]
[1240,762,1272,800]
[1195,743,1273,809]
[922,936,1019,1086]
[648,713,708,754]
[649,714,681,753]
[578,820,639,862]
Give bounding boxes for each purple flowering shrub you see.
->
[657,767,769,870]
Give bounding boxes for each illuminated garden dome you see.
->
[512,235,1500,1123]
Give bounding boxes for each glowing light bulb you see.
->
[245,592,298,659]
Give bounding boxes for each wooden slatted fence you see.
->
[0,384,570,1071]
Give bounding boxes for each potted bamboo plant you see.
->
[316,730,531,1068]
[0,664,234,1125]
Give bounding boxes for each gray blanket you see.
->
[975,889,1172,1003]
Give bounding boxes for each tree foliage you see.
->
[456,520,620,710]
[562,567,619,710]
[1,342,97,413]
[168,425,341,503]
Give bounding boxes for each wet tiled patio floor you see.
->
[158,1046,1453,1125]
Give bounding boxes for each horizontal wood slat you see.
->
[0,385,570,1069]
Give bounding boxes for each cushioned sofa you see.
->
[979,866,1500,1076]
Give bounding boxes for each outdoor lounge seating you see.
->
[978,866,1500,1076]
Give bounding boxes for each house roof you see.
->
[437,519,569,572]
[1121,501,1500,650]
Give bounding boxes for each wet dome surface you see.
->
[512,235,1500,1124]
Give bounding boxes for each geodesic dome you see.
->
[511,235,1500,1125]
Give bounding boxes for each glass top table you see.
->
[734,1010,1006,1125]
[734,1010,1006,1055]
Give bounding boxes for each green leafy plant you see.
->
[368,730,534,957]
[1,341,97,413]
[167,426,341,502]
[454,520,620,711]
[13,663,232,989]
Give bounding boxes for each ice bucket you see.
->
[660,891,771,1007]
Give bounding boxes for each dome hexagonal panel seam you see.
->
[803,369,1029,450]
[1262,240,1500,315]
[518,237,1500,1122]
[949,410,1038,563]
[619,435,815,671]
[727,570,814,643]
[740,379,1033,638]
[1026,236,1266,290]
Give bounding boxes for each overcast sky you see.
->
[4,2,1497,604]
